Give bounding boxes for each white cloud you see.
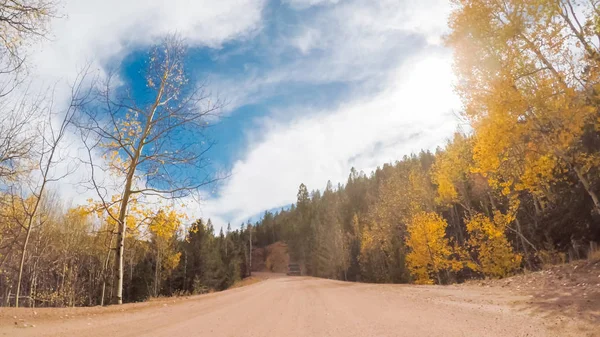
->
[283,0,343,9]
[194,0,459,228]
[204,52,461,227]
[394,0,453,45]
[29,0,265,81]
[291,28,322,55]
[15,0,267,206]
[211,0,453,114]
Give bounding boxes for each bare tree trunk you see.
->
[424,232,441,285]
[488,193,498,211]
[248,225,252,277]
[89,264,93,306]
[533,196,542,217]
[60,262,67,302]
[15,224,33,308]
[112,88,159,303]
[28,265,35,307]
[452,205,464,244]
[70,263,77,307]
[515,217,532,270]
[6,288,11,307]
[100,235,114,306]
[154,249,160,297]
[113,186,132,305]
[129,254,134,284]
[100,279,106,306]
[114,221,126,304]
[243,243,248,278]
[183,251,187,291]
[108,259,114,302]
[573,166,600,215]
[14,90,80,306]
[29,265,36,308]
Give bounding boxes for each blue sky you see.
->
[29,0,461,228]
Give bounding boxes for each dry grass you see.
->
[1,276,266,327]
[230,277,262,289]
[588,248,600,262]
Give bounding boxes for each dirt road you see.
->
[1,274,597,337]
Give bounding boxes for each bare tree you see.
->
[79,36,221,304]
[0,0,56,76]
[0,89,45,281]
[0,0,59,183]
[0,88,42,181]
[9,69,91,307]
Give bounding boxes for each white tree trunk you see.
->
[248,225,252,277]
[573,166,600,215]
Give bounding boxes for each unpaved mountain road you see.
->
[1,273,598,337]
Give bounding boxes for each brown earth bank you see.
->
[461,257,600,326]
[251,241,290,273]
[0,271,598,337]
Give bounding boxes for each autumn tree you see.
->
[432,133,479,213]
[79,36,220,304]
[0,201,98,307]
[0,0,60,180]
[5,72,89,307]
[405,211,460,284]
[148,208,182,297]
[359,154,435,283]
[87,194,154,305]
[0,93,40,181]
[0,0,55,74]
[464,211,522,278]
[447,0,600,215]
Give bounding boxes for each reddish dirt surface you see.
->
[1,271,598,337]
[462,257,600,326]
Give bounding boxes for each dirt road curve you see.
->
[1,274,597,337]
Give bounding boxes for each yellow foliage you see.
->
[536,249,566,267]
[86,195,155,238]
[149,208,183,240]
[465,212,522,278]
[405,211,461,284]
[358,217,397,283]
[162,251,182,271]
[150,207,184,276]
[448,0,600,204]
[432,133,473,207]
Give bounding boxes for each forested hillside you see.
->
[0,202,252,306]
[249,0,600,284]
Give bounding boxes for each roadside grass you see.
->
[588,248,600,263]
[148,276,264,302]
[230,276,262,289]
[2,275,265,327]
